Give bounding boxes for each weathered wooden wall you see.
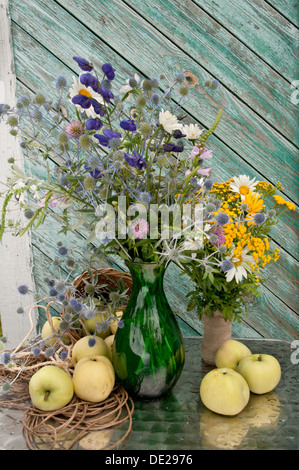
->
[4,0,299,341]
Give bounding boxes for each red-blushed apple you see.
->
[215,339,252,370]
[29,365,74,411]
[72,335,110,366]
[200,368,250,416]
[72,355,115,402]
[236,354,281,394]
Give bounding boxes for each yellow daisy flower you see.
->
[244,191,265,215]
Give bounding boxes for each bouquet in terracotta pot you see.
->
[180,176,295,364]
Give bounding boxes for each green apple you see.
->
[83,313,111,339]
[73,355,115,402]
[29,365,74,411]
[236,354,281,394]
[72,335,110,366]
[104,334,115,360]
[215,339,252,370]
[200,368,250,416]
[41,316,62,346]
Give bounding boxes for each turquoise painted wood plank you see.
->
[193,0,299,82]
[9,1,299,262]
[123,0,298,146]
[263,0,299,26]
[9,0,299,204]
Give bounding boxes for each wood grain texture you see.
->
[6,0,299,341]
[0,0,36,348]
[125,0,298,144]
[52,0,298,202]
[193,0,299,82]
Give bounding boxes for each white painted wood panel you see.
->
[0,0,36,348]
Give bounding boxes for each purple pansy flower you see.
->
[163,142,184,152]
[71,94,103,116]
[120,119,137,132]
[79,73,99,91]
[94,128,122,147]
[102,63,115,80]
[124,151,146,170]
[84,160,103,178]
[86,118,103,131]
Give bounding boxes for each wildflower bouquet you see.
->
[0,57,221,267]
[181,175,295,322]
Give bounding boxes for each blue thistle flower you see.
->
[88,337,96,348]
[18,285,29,295]
[253,213,266,226]
[128,76,138,88]
[215,213,230,226]
[44,347,55,358]
[60,349,68,360]
[0,352,11,365]
[32,346,42,357]
[58,246,68,256]
[221,259,234,272]
[151,93,160,105]
[55,76,67,89]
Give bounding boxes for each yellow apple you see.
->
[83,313,111,339]
[72,335,110,366]
[29,365,74,411]
[236,354,281,394]
[72,355,115,402]
[109,311,123,334]
[215,339,252,370]
[104,334,115,359]
[200,368,250,416]
[41,316,62,346]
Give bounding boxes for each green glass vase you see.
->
[112,262,185,400]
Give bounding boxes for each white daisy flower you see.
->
[230,175,259,200]
[69,75,104,118]
[225,247,254,283]
[182,123,204,140]
[159,109,183,134]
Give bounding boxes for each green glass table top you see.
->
[1,337,298,450]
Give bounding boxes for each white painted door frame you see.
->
[0,0,36,348]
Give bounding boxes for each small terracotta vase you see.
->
[201,309,232,365]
